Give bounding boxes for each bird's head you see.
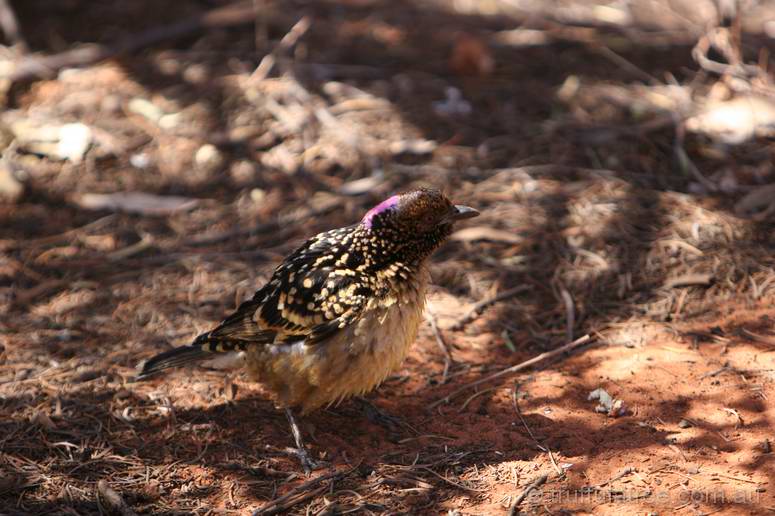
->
[360,188,478,261]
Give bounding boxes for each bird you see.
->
[136,187,479,471]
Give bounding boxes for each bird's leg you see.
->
[284,408,320,474]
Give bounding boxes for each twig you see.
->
[459,386,500,412]
[663,273,713,289]
[674,121,717,192]
[14,214,117,249]
[252,467,354,515]
[107,233,154,261]
[250,16,311,82]
[691,28,762,81]
[560,288,574,342]
[512,388,539,443]
[711,472,762,485]
[738,328,775,346]
[450,285,530,331]
[512,385,563,476]
[419,466,487,493]
[1,1,257,83]
[0,0,26,51]
[700,365,730,379]
[508,474,548,515]
[594,467,634,489]
[12,279,69,307]
[595,45,659,84]
[425,309,453,383]
[430,334,593,409]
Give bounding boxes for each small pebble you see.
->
[195,144,224,171]
[250,188,266,204]
[159,113,182,130]
[57,123,92,163]
[130,153,151,169]
[128,98,163,123]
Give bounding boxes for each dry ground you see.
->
[2,0,775,514]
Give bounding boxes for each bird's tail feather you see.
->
[135,345,208,379]
[135,333,249,380]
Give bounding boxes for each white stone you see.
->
[56,123,92,163]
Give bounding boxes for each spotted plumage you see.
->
[137,188,478,470]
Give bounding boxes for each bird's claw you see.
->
[286,446,324,475]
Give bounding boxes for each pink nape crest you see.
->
[362,195,401,228]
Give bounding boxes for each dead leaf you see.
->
[73,192,199,215]
[451,226,521,244]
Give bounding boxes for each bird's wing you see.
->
[204,227,375,347]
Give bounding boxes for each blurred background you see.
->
[1,0,775,514]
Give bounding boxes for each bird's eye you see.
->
[422,214,438,228]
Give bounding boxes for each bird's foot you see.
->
[283,408,326,475]
[284,446,324,475]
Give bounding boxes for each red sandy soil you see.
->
[2,0,775,514]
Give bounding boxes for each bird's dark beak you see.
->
[449,205,480,221]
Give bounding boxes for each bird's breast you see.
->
[244,266,430,413]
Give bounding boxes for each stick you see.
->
[429,334,593,409]
[252,467,352,515]
[0,0,26,51]
[674,140,716,192]
[691,29,761,80]
[508,474,548,515]
[595,45,659,84]
[14,214,117,249]
[2,1,257,82]
[512,386,563,476]
[450,285,530,331]
[597,467,633,488]
[250,16,311,81]
[560,288,574,342]
[663,273,713,289]
[425,309,453,383]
